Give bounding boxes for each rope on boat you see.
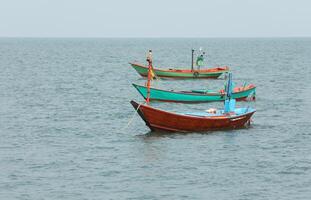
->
[123,102,145,131]
[154,73,160,80]
[151,75,161,88]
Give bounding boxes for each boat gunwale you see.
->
[131,100,256,120]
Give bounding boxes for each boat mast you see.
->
[146,63,152,105]
[191,49,194,71]
[224,73,235,113]
[226,73,232,99]
[146,50,153,105]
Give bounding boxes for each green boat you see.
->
[132,83,256,103]
[130,62,229,79]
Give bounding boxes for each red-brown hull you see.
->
[131,101,255,132]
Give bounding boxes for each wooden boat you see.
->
[130,62,229,79]
[130,100,255,132]
[132,83,256,103]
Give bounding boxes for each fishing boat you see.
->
[130,62,229,79]
[131,62,256,132]
[132,83,256,103]
[131,100,255,132]
[130,49,229,79]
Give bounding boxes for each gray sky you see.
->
[0,0,310,37]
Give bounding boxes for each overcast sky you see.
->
[0,0,310,37]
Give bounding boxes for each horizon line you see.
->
[0,36,311,39]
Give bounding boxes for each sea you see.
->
[0,38,311,200]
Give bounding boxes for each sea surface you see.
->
[0,38,311,200]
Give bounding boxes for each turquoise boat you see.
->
[132,83,256,103]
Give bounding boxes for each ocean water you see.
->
[0,38,311,200]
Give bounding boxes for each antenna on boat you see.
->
[191,49,195,71]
